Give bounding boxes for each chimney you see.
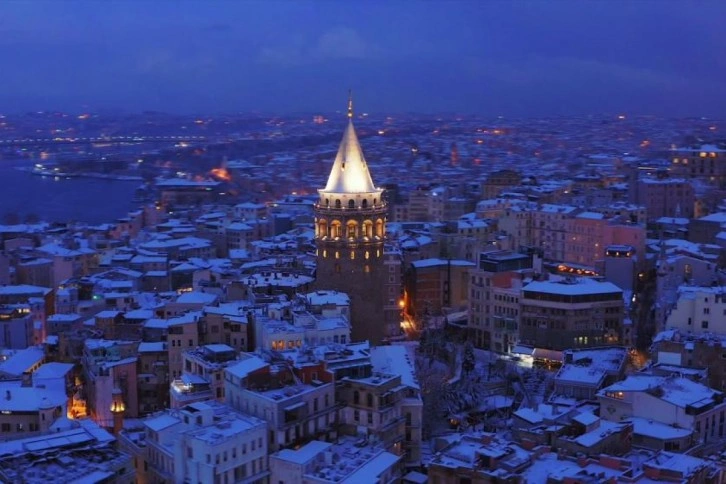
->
[21,372,32,387]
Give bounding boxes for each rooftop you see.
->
[555,347,627,386]
[523,277,622,297]
[0,421,123,484]
[370,344,419,390]
[600,374,721,408]
[0,346,45,376]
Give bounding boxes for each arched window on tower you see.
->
[363,220,373,239]
[361,199,368,209]
[318,219,328,239]
[373,198,377,206]
[347,220,358,240]
[325,198,330,207]
[330,220,342,239]
[366,393,373,407]
[335,199,341,209]
[375,219,384,238]
[348,199,355,209]
[353,391,360,404]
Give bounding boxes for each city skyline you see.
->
[1,1,725,117]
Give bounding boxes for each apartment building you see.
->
[519,277,624,353]
[225,354,338,452]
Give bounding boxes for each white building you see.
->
[257,313,351,352]
[598,374,726,445]
[269,437,402,484]
[143,401,268,483]
[224,354,338,451]
[664,286,726,334]
[171,344,239,407]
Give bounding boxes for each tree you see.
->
[2,212,19,225]
[462,341,475,375]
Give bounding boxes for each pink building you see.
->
[631,177,694,222]
[564,214,645,269]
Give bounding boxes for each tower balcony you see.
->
[315,235,386,247]
[314,202,388,217]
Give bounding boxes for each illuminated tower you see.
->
[315,93,389,344]
[109,388,125,435]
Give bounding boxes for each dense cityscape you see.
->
[2,2,726,484]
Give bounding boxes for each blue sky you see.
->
[1,1,724,116]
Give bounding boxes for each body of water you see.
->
[0,160,142,224]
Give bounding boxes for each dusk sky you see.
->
[1,1,725,117]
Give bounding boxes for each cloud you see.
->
[257,26,378,67]
[313,27,371,60]
[135,48,218,77]
[465,55,694,91]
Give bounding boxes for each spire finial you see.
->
[347,90,353,119]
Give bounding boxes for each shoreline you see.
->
[14,166,144,181]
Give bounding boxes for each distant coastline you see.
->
[15,166,144,182]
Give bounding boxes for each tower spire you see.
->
[347,90,353,119]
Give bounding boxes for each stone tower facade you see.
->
[315,96,389,345]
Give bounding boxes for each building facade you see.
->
[519,278,624,352]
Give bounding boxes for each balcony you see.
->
[170,375,213,404]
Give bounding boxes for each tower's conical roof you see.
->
[322,94,379,194]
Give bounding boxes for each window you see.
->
[354,410,360,421]
[348,200,355,209]
[367,393,373,407]
[367,413,373,424]
[702,321,709,329]
[353,391,360,404]
[335,199,341,209]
